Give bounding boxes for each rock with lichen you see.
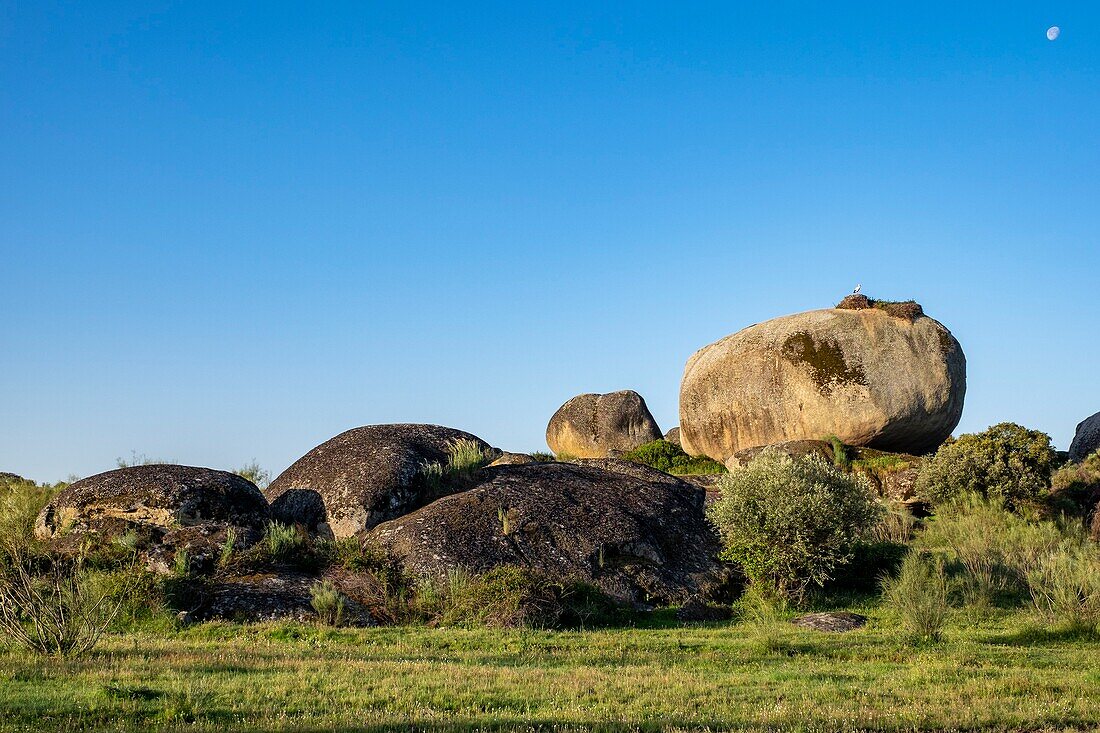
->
[545,390,662,459]
[265,424,497,539]
[679,299,965,463]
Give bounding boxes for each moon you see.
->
[1046,26,1060,41]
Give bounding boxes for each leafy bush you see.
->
[1049,451,1100,520]
[310,580,346,626]
[881,551,949,643]
[529,451,556,463]
[1027,542,1100,631]
[622,439,726,475]
[915,423,1057,510]
[0,476,57,554]
[0,550,130,656]
[234,461,271,490]
[707,449,881,602]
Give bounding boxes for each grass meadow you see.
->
[0,604,1097,732]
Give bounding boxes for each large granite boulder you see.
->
[1069,412,1100,462]
[679,301,965,463]
[368,462,734,605]
[546,390,662,458]
[265,424,495,539]
[34,465,270,570]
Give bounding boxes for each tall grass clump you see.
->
[1027,541,1100,631]
[881,551,949,643]
[707,449,881,602]
[917,495,1063,606]
[234,461,271,490]
[0,551,130,656]
[737,586,791,654]
[310,580,346,626]
[445,438,491,483]
[264,522,306,564]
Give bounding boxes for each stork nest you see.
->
[836,294,924,320]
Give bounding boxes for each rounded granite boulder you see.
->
[368,461,734,605]
[679,302,965,463]
[1069,411,1100,462]
[545,390,662,459]
[265,424,496,539]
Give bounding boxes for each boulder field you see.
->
[679,297,966,463]
[546,390,662,458]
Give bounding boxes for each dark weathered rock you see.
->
[35,464,268,542]
[191,570,375,625]
[791,611,868,632]
[726,440,836,469]
[489,452,536,466]
[34,465,270,573]
[1069,412,1100,462]
[680,305,965,463]
[369,462,733,606]
[664,427,682,447]
[265,424,495,539]
[546,390,662,458]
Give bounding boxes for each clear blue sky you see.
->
[3,2,1098,483]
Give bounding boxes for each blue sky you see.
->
[2,2,1098,482]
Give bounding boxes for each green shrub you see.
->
[234,461,271,490]
[1027,542,1100,631]
[1049,451,1100,519]
[707,449,881,602]
[870,501,919,544]
[0,476,59,555]
[915,423,1057,510]
[529,451,556,463]
[881,551,949,643]
[830,541,907,592]
[622,439,726,475]
[310,580,346,626]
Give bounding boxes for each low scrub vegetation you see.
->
[622,439,726,475]
[707,449,881,601]
[916,422,1058,510]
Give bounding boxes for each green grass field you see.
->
[1,604,1097,733]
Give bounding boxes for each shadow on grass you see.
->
[985,624,1100,646]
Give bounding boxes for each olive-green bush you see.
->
[707,449,881,602]
[915,423,1057,510]
[622,439,725,475]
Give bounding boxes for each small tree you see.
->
[915,423,1057,510]
[707,449,881,602]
